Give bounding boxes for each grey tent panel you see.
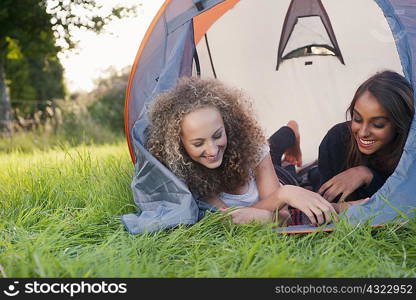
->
[167,0,224,34]
[376,0,416,85]
[121,118,200,234]
[122,19,203,234]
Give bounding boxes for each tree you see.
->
[5,33,65,117]
[0,0,135,135]
[88,67,130,133]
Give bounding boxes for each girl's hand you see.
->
[318,166,373,202]
[224,207,274,224]
[279,185,338,226]
[331,198,370,213]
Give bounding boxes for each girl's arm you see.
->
[250,154,285,210]
[251,154,338,225]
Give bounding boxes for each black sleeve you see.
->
[360,168,389,196]
[318,122,389,200]
[318,122,350,188]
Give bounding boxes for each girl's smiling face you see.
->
[351,91,396,155]
[180,106,228,169]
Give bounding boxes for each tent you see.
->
[121,0,416,234]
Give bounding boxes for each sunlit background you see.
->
[59,0,164,93]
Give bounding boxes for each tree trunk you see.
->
[0,41,12,137]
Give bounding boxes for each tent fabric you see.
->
[122,0,416,234]
[121,127,200,234]
[121,19,205,234]
[193,0,240,44]
[281,16,334,57]
[376,0,415,87]
[277,0,344,69]
[167,0,223,34]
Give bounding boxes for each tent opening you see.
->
[276,0,344,70]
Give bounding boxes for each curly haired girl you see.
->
[147,77,338,226]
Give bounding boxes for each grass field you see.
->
[1,142,415,277]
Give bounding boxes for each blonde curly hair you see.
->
[146,77,266,198]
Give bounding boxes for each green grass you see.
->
[0,116,123,154]
[1,142,415,277]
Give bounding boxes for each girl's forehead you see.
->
[354,91,388,116]
[181,107,224,137]
[185,106,222,121]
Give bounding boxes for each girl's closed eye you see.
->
[352,112,361,123]
[373,123,385,129]
[213,132,222,139]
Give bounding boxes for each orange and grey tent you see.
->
[122,0,416,234]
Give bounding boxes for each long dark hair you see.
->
[346,70,414,174]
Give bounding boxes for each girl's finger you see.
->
[315,199,332,212]
[314,199,338,223]
[318,183,329,195]
[325,201,339,220]
[323,186,341,202]
[321,206,336,223]
[303,210,318,226]
[339,190,351,203]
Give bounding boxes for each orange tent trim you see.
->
[193,0,239,44]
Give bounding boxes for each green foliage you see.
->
[0,0,136,52]
[87,69,129,133]
[58,111,121,146]
[0,96,124,153]
[0,68,130,152]
[6,38,65,115]
[0,123,123,154]
[0,143,415,277]
[2,0,65,117]
[5,41,37,104]
[0,0,137,132]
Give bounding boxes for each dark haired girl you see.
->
[317,70,414,202]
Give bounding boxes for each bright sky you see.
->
[58,0,164,93]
